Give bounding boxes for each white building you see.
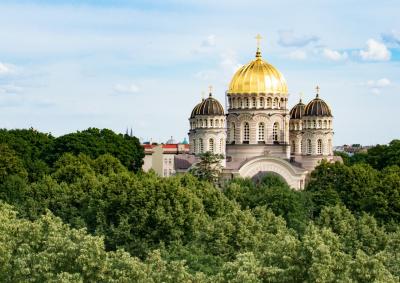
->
[185,40,335,190]
[142,141,190,177]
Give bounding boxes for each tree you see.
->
[224,175,312,233]
[0,202,201,282]
[49,128,144,172]
[190,152,224,184]
[0,144,28,182]
[350,139,400,170]
[0,129,53,181]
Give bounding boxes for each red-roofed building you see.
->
[142,141,190,177]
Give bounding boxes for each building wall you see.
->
[142,154,153,172]
[189,114,226,155]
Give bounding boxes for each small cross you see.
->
[299,92,303,101]
[208,85,213,94]
[315,85,320,94]
[255,34,263,49]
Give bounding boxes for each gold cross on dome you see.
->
[315,85,320,94]
[208,85,213,94]
[255,34,263,49]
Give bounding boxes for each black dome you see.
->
[194,94,224,116]
[290,99,305,119]
[304,94,332,117]
[190,101,202,118]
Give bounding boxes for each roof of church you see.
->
[190,93,224,118]
[304,93,332,117]
[289,99,306,119]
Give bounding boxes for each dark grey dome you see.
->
[290,99,305,119]
[190,101,203,118]
[304,94,332,117]
[194,94,224,116]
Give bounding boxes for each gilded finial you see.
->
[208,85,213,96]
[315,85,320,98]
[255,34,263,58]
[299,92,303,103]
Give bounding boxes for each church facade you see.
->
[187,41,335,190]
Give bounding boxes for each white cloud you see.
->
[0,84,24,94]
[382,30,400,47]
[113,83,140,94]
[288,50,307,60]
[0,62,17,76]
[322,48,348,61]
[359,39,391,61]
[367,78,391,87]
[366,78,391,94]
[201,34,216,47]
[220,50,242,74]
[278,30,319,47]
[195,70,216,81]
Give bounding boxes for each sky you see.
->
[0,0,399,145]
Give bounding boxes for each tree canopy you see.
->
[0,131,399,281]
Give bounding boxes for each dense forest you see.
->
[0,128,399,282]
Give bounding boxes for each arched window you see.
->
[317,139,322,155]
[258,122,265,142]
[267,97,272,108]
[219,138,224,152]
[243,122,250,143]
[307,139,312,155]
[215,119,219,127]
[245,98,249,108]
[199,138,203,153]
[239,98,243,108]
[291,140,295,153]
[252,97,256,108]
[209,138,214,152]
[260,97,265,108]
[230,122,236,143]
[273,98,278,108]
[273,122,279,142]
[200,119,203,127]
[318,120,322,128]
[210,119,213,127]
[313,120,316,128]
[328,120,332,129]
[220,119,224,127]
[324,120,327,129]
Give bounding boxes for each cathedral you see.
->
[186,37,335,190]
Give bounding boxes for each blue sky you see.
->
[0,0,399,145]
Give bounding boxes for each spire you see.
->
[130,128,133,137]
[315,85,320,98]
[255,34,263,58]
[125,128,128,136]
[208,85,213,97]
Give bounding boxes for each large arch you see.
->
[238,156,308,190]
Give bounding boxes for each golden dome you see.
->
[228,48,288,95]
